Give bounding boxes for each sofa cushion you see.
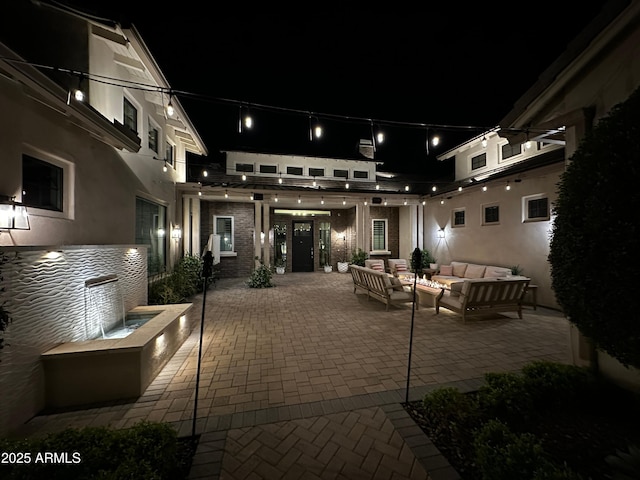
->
[484,266,511,278]
[439,265,453,276]
[449,281,464,297]
[464,264,486,278]
[451,262,468,277]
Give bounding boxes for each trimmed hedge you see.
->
[0,421,195,479]
[548,86,640,367]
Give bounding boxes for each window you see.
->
[214,215,234,254]
[236,163,254,173]
[135,197,166,275]
[334,169,348,178]
[22,154,63,212]
[287,166,303,175]
[501,142,522,160]
[123,97,137,133]
[471,153,486,170]
[259,164,277,174]
[148,118,158,153]
[452,208,465,227]
[353,170,369,179]
[483,203,500,225]
[523,194,550,222]
[309,167,324,177]
[166,142,174,166]
[371,219,389,252]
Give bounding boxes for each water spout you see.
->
[84,275,126,339]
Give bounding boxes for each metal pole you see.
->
[192,251,213,437]
[405,246,421,404]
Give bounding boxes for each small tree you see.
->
[548,86,640,368]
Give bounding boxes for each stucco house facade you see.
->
[423,0,640,311]
[0,2,206,435]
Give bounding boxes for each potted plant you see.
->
[337,236,350,273]
[350,248,368,267]
[324,263,333,273]
[275,258,285,275]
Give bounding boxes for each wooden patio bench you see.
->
[350,265,413,310]
[436,277,530,322]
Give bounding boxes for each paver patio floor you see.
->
[15,271,571,479]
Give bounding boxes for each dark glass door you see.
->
[292,221,313,272]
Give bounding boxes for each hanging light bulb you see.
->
[224,190,228,198]
[274,194,278,202]
[422,200,426,205]
[345,182,349,189]
[278,173,283,184]
[314,125,322,139]
[403,198,407,205]
[431,134,440,147]
[297,195,301,204]
[482,185,488,192]
[202,170,208,177]
[375,184,380,190]
[242,174,247,181]
[364,198,368,206]
[458,186,463,192]
[250,193,254,200]
[73,73,85,102]
[440,198,445,205]
[312,177,317,187]
[166,92,175,117]
[376,131,384,144]
[198,190,202,196]
[321,196,324,205]
[342,197,346,205]
[405,185,410,192]
[505,181,511,191]
[163,162,168,172]
[384,198,388,206]
[432,185,437,192]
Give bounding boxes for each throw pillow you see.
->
[371,262,384,271]
[439,265,453,276]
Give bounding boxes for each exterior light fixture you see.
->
[437,228,445,238]
[321,196,324,205]
[171,226,182,239]
[482,185,488,192]
[202,170,208,177]
[384,198,387,206]
[278,173,283,184]
[0,196,30,230]
[458,186,463,192]
[224,190,228,198]
[297,196,301,204]
[375,184,380,190]
[505,181,511,191]
[242,174,247,181]
[274,194,278,202]
[342,197,346,205]
[432,185,437,192]
[166,92,175,117]
[481,136,487,148]
[405,185,410,192]
[440,198,445,205]
[345,182,350,189]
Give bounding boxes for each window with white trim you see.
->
[148,117,159,153]
[482,203,500,225]
[22,154,63,212]
[371,219,389,253]
[452,208,465,227]
[214,215,235,254]
[522,194,550,222]
[166,141,175,166]
[123,96,138,134]
[501,142,522,160]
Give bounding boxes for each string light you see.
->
[0,57,562,157]
[278,173,283,184]
[224,190,228,198]
[274,194,278,202]
[342,197,346,205]
[297,195,301,204]
[505,181,511,191]
[321,196,324,205]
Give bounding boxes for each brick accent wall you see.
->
[200,201,255,278]
[369,206,400,260]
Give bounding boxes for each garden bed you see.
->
[404,361,640,479]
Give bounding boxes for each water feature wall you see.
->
[0,245,147,436]
[84,274,126,339]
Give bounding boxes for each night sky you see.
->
[59,2,609,178]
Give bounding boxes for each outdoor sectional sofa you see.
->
[432,261,531,321]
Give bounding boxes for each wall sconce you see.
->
[437,228,445,239]
[0,196,30,230]
[171,226,182,239]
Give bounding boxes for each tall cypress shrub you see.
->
[548,86,640,367]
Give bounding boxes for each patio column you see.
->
[263,202,271,266]
[356,201,370,253]
[185,195,201,257]
[254,200,262,267]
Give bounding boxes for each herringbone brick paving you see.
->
[15,271,571,479]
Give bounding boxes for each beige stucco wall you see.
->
[424,163,563,309]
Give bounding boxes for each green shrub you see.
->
[350,248,368,266]
[247,263,274,288]
[548,85,640,368]
[0,421,195,479]
[149,254,210,304]
[477,372,535,427]
[473,419,581,480]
